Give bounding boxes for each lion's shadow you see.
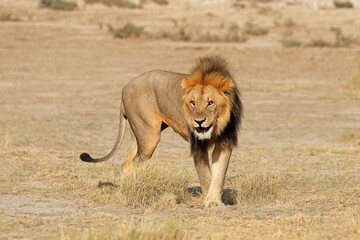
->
[187,186,238,206]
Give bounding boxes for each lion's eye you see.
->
[190,100,195,106]
[208,100,214,106]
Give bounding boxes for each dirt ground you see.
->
[0,0,360,239]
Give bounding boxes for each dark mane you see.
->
[189,56,243,155]
[191,55,232,81]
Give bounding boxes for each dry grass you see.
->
[339,130,360,142]
[115,163,190,208]
[61,220,187,240]
[233,173,280,204]
[1,145,360,239]
[346,67,360,90]
[49,162,190,208]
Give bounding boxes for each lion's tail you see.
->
[80,103,126,163]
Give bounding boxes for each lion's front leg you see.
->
[193,151,212,198]
[204,146,232,207]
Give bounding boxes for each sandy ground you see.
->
[0,0,360,239]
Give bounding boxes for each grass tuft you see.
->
[108,23,145,39]
[118,163,190,208]
[233,173,280,203]
[346,67,360,90]
[40,0,77,11]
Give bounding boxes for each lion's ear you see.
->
[182,72,203,93]
[217,77,234,94]
[181,78,190,92]
[205,73,234,94]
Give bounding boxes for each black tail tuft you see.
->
[80,153,95,162]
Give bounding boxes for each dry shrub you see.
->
[334,0,353,8]
[225,24,247,42]
[118,163,190,208]
[242,22,268,36]
[108,23,145,39]
[331,27,357,47]
[280,39,302,47]
[234,173,280,203]
[0,12,12,21]
[161,28,191,41]
[305,28,357,48]
[346,67,360,90]
[196,24,246,43]
[63,220,187,240]
[85,0,137,8]
[306,39,332,48]
[151,0,168,5]
[197,31,221,42]
[40,0,77,11]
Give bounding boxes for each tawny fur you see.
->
[80,55,243,207]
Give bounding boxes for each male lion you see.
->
[80,55,243,207]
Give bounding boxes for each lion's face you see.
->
[182,83,232,140]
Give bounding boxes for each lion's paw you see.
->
[203,197,225,208]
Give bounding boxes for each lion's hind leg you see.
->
[121,127,138,171]
[121,115,161,171]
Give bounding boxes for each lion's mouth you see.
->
[195,125,212,133]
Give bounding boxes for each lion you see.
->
[80,55,243,207]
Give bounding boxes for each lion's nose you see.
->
[194,119,206,126]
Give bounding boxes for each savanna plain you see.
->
[0,0,360,239]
